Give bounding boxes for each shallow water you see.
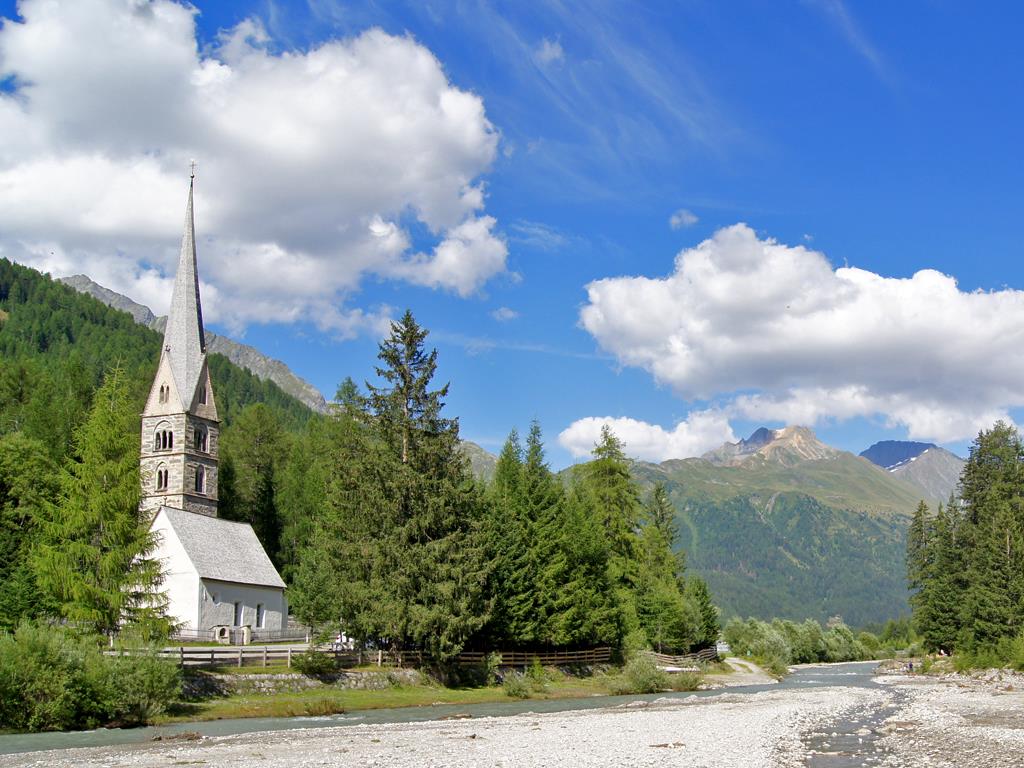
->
[0,660,881,756]
[800,662,898,767]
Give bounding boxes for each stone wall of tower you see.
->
[140,410,219,518]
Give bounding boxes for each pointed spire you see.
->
[163,175,207,404]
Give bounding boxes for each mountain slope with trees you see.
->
[562,427,933,626]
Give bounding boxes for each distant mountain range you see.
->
[59,275,329,413]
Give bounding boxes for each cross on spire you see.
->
[190,159,197,180]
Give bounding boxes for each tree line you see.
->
[907,421,1024,659]
[282,311,719,665]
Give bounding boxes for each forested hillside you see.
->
[0,257,314,456]
[625,431,924,627]
[0,259,316,630]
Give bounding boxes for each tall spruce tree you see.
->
[33,367,170,639]
[296,312,490,666]
[958,423,1024,649]
[579,426,641,587]
[0,433,57,629]
[220,403,288,568]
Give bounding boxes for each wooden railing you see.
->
[158,645,613,669]
[458,647,612,667]
[643,647,719,668]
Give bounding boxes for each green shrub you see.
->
[526,657,548,693]
[0,623,181,732]
[502,672,531,699]
[1008,632,1024,672]
[608,655,668,695]
[484,652,502,686]
[292,649,337,677]
[106,649,182,726]
[666,670,703,691]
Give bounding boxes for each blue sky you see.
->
[2,0,1023,466]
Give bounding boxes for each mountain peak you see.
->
[860,440,937,470]
[745,426,776,446]
[702,425,837,467]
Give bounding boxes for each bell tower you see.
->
[140,172,219,518]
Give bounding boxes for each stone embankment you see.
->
[182,668,423,698]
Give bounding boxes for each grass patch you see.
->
[158,674,612,724]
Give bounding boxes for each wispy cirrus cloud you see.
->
[804,0,889,82]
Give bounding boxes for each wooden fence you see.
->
[643,647,719,669]
[158,645,613,670]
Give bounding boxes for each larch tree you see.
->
[33,367,170,639]
[220,403,288,568]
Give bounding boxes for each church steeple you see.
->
[140,173,220,519]
[163,176,207,405]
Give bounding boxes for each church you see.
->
[142,176,287,639]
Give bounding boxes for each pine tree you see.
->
[906,500,930,594]
[0,433,58,629]
[297,312,490,666]
[33,367,170,639]
[220,403,288,567]
[539,486,620,646]
[686,576,720,648]
[482,429,528,643]
[957,423,1024,649]
[579,425,641,588]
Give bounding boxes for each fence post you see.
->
[238,648,243,668]
[263,646,268,668]
[287,647,292,668]
[377,649,382,667]
[210,649,215,666]
[179,646,184,667]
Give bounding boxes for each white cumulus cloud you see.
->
[669,208,699,229]
[0,0,506,334]
[579,223,1024,444]
[534,38,564,66]
[558,411,736,462]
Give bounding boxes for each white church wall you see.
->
[199,579,287,631]
[151,510,201,630]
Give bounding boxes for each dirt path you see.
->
[704,656,779,687]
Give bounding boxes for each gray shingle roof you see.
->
[160,507,285,589]
[162,180,207,405]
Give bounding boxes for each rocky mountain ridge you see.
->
[59,275,328,413]
[702,425,841,467]
[860,439,965,504]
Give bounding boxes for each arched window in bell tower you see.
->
[194,465,206,494]
[154,423,173,451]
[194,426,207,452]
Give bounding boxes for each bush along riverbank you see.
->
[0,623,180,732]
[722,617,904,676]
[0,623,709,732]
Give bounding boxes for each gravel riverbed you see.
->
[3,671,1022,767]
